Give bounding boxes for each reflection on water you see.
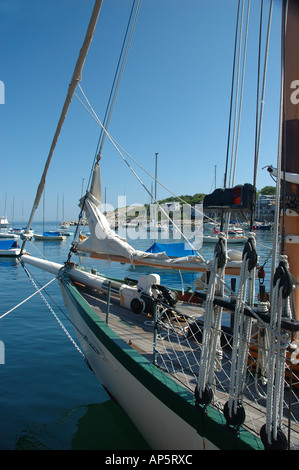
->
[71,401,150,450]
[14,402,149,450]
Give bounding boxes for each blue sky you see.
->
[0,0,282,222]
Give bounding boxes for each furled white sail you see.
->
[89,162,102,204]
[76,164,205,267]
[75,166,243,274]
[77,190,197,262]
[78,191,139,259]
[267,165,299,184]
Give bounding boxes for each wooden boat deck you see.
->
[76,283,204,364]
[75,281,299,450]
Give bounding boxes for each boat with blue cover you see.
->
[34,231,66,241]
[146,242,197,257]
[0,239,21,257]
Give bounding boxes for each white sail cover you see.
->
[78,192,142,259]
[77,192,206,265]
[76,164,207,269]
[75,165,243,273]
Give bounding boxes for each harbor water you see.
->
[0,221,274,450]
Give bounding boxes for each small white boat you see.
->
[252,221,273,231]
[0,239,21,256]
[146,223,167,233]
[0,231,19,239]
[0,216,9,228]
[60,222,69,229]
[59,229,72,236]
[9,228,24,234]
[9,228,34,235]
[34,231,66,241]
[203,235,247,244]
[214,226,245,235]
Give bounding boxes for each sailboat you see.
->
[0,216,8,228]
[19,0,299,450]
[33,193,66,241]
[0,239,21,257]
[59,194,71,236]
[34,230,66,241]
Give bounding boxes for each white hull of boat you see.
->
[21,254,260,450]
[59,231,71,236]
[0,233,19,239]
[0,217,9,228]
[0,248,21,257]
[59,278,217,450]
[34,234,66,241]
[20,255,210,449]
[203,235,247,244]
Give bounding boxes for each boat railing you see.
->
[151,296,299,450]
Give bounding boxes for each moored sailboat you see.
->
[0,239,21,257]
[33,231,66,241]
[18,0,299,451]
[33,193,66,241]
[0,216,9,228]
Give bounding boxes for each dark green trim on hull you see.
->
[60,271,264,451]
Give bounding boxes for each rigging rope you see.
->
[21,264,85,358]
[3,261,86,358]
[95,0,142,161]
[226,234,257,424]
[22,0,104,251]
[197,234,227,404]
[228,0,247,188]
[67,1,142,262]
[0,277,56,320]
[270,0,287,292]
[224,0,241,189]
[74,83,278,312]
[253,0,264,198]
[253,0,274,190]
[264,255,291,447]
[260,2,290,448]
[73,88,206,260]
[16,241,109,363]
[74,86,214,225]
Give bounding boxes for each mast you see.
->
[281,0,299,317]
[154,152,158,203]
[23,0,103,239]
[43,191,45,233]
[154,152,158,238]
